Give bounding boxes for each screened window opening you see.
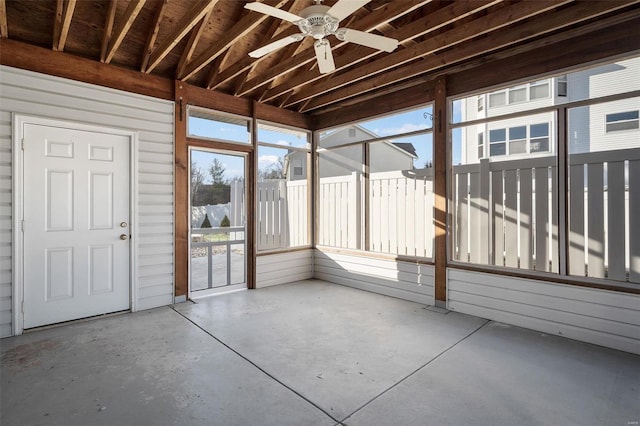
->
[450,55,640,287]
[257,122,311,251]
[318,104,434,258]
[187,106,251,144]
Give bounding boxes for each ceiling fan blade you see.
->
[339,28,398,52]
[244,2,303,23]
[249,34,304,58]
[327,0,371,21]
[314,40,335,74]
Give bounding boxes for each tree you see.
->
[220,215,230,227]
[200,214,212,228]
[209,158,226,185]
[259,157,285,180]
[190,158,206,205]
[209,158,228,204]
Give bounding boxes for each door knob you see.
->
[120,234,128,240]
[120,222,128,228]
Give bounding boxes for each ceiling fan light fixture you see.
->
[245,0,399,74]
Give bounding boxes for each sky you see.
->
[189,103,463,181]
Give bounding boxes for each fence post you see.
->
[480,158,490,264]
[349,171,362,249]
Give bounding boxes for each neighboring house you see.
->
[286,124,418,180]
[459,56,640,164]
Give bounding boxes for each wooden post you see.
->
[174,81,189,299]
[434,76,448,305]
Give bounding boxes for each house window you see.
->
[477,132,484,158]
[489,129,506,156]
[530,123,550,152]
[530,81,550,100]
[557,76,568,97]
[348,128,357,137]
[489,91,506,107]
[509,86,527,104]
[477,96,484,112]
[293,166,303,176]
[606,110,639,132]
[508,126,527,154]
[487,80,552,109]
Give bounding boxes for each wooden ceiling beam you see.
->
[303,1,639,112]
[206,27,299,89]
[262,0,499,103]
[145,0,218,74]
[0,38,173,100]
[104,0,146,64]
[176,8,213,78]
[140,0,169,72]
[235,0,431,97]
[100,0,118,62]
[224,1,304,93]
[289,0,574,109]
[313,15,640,129]
[52,0,77,52]
[179,0,289,81]
[0,0,8,38]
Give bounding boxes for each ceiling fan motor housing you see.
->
[297,5,339,39]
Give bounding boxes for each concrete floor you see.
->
[1,280,639,426]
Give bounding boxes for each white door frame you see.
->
[12,114,138,335]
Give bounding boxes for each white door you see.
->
[22,123,131,329]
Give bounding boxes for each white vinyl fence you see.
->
[256,179,308,250]
[453,149,639,283]
[318,170,435,258]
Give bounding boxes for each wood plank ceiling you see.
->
[1,0,639,116]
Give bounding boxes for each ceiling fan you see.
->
[245,0,399,74]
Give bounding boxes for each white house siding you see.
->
[255,249,313,288]
[447,269,640,355]
[0,109,11,337]
[314,249,435,305]
[0,66,175,336]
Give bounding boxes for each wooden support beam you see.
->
[104,0,146,64]
[176,8,213,78]
[140,0,169,72]
[447,16,640,97]
[100,0,118,63]
[433,76,447,305]
[53,0,76,52]
[206,27,299,90]
[179,0,289,81]
[146,0,218,74]
[293,0,573,110]
[234,0,431,96]
[0,0,7,38]
[0,38,173,100]
[300,0,636,112]
[262,0,498,103]
[312,12,640,130]
[174,81,188,298]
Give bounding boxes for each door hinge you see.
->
[21,139,24,151]
[21,220,24,232]
[21,301,24,314]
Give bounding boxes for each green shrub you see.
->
[220,215,230,227]
[200,214,212,228]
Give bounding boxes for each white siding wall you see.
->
[314,249,435,305]
[448,269,640,354]
[256,250,313,288]
[0,66,175,336]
